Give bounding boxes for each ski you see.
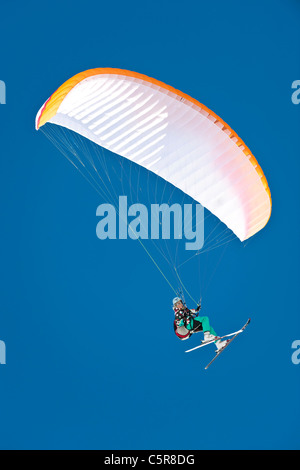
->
[204,318,251,370]
[185,320,249,353]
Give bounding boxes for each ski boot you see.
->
[215,338,230,353]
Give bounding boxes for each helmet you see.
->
[173,297,182,307]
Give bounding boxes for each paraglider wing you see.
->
[36,68,271,241]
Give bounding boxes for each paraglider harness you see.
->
[173,293,202,340]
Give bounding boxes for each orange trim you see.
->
[36,68,272,228]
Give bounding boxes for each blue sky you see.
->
[0,0,299,450]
